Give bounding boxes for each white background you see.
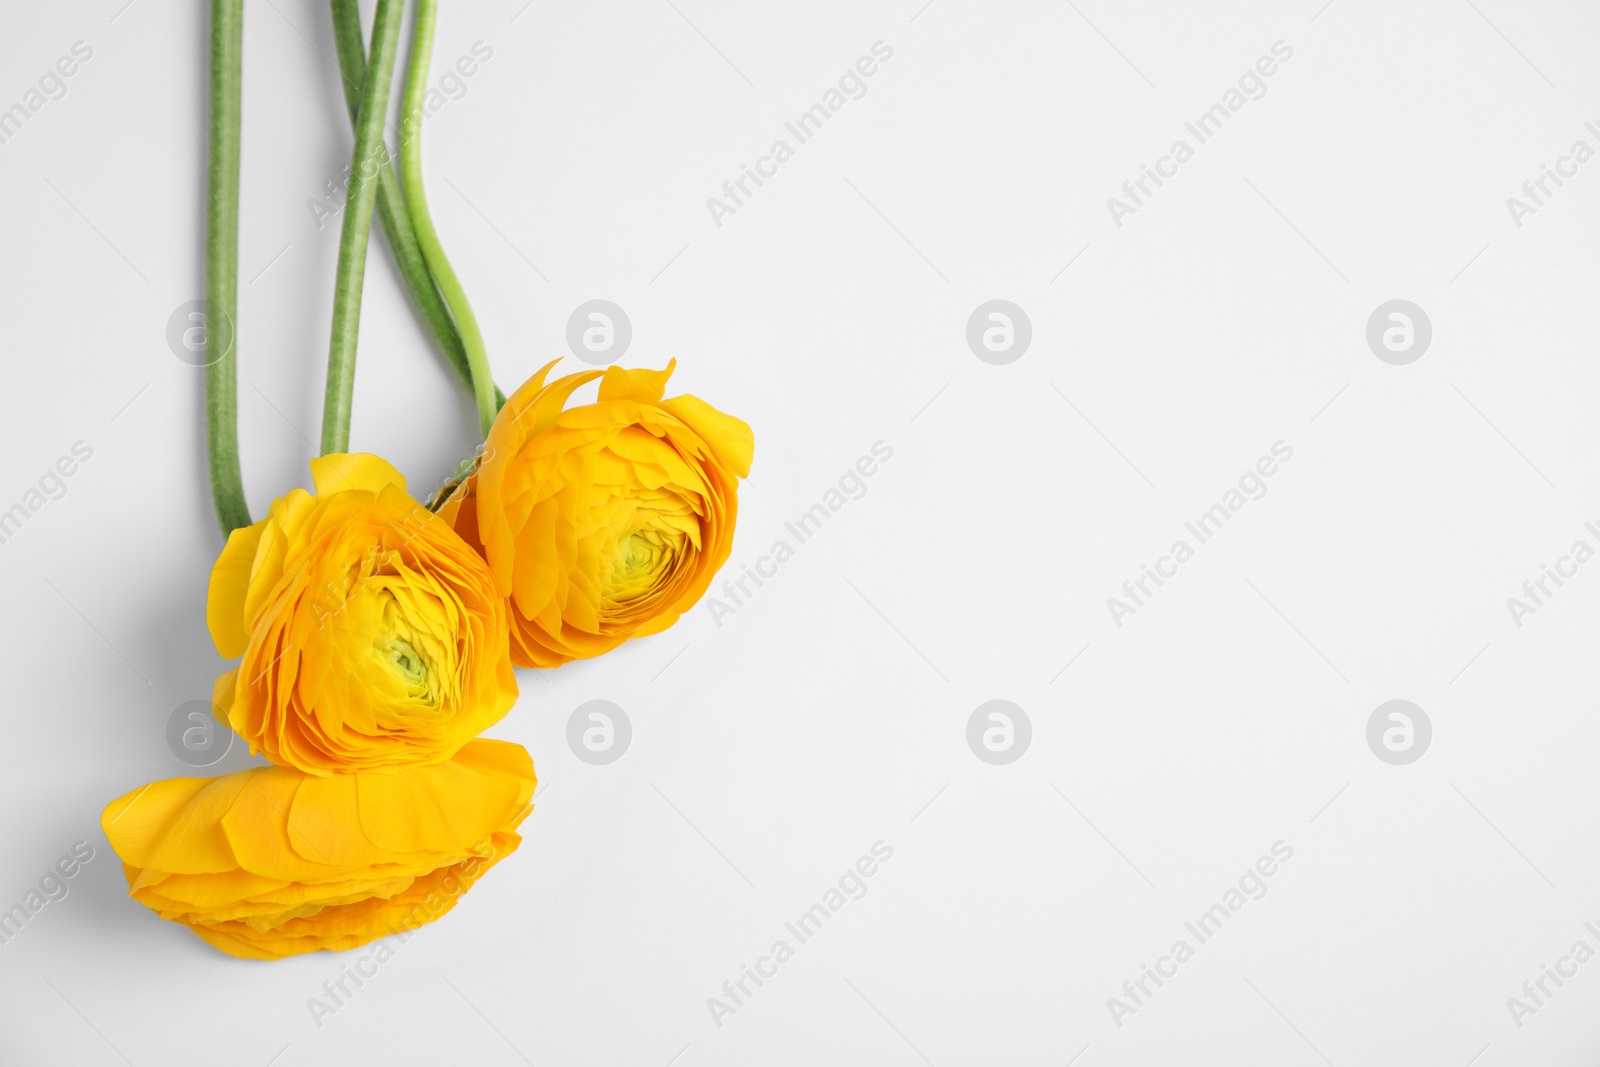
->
[2,0,1598,1063]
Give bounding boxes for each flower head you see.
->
[440,361,753,667]
[101,740,534,960]
[207,454,516,774]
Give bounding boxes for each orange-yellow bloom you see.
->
[440,360,753,667]
[207,454,516,774]
[100,739,534,960]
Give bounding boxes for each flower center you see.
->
[374,626,438,705]
[609,530,673,601]
[618,531,658,570]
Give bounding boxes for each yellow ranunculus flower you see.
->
[439,360,753,668]
[101,739,534,960]
[207,454,516,775]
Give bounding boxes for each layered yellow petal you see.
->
[100,741,535,960]
[206,523,264,659]
[309,452,408,496]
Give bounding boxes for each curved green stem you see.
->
[399,0,498,439]
[321,0,406,455]
[206,0,250,535]
[327,0,504,410]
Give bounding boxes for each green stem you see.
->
[399,0,498,439]
[327,0,504,410]
[206,0,250,535]
[321,0,406,455]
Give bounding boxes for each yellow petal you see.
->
[310,452,407,497]
[664,394,754,478]
[598,360,675,404]
[103,774,250,874]
[206,522,264,658]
